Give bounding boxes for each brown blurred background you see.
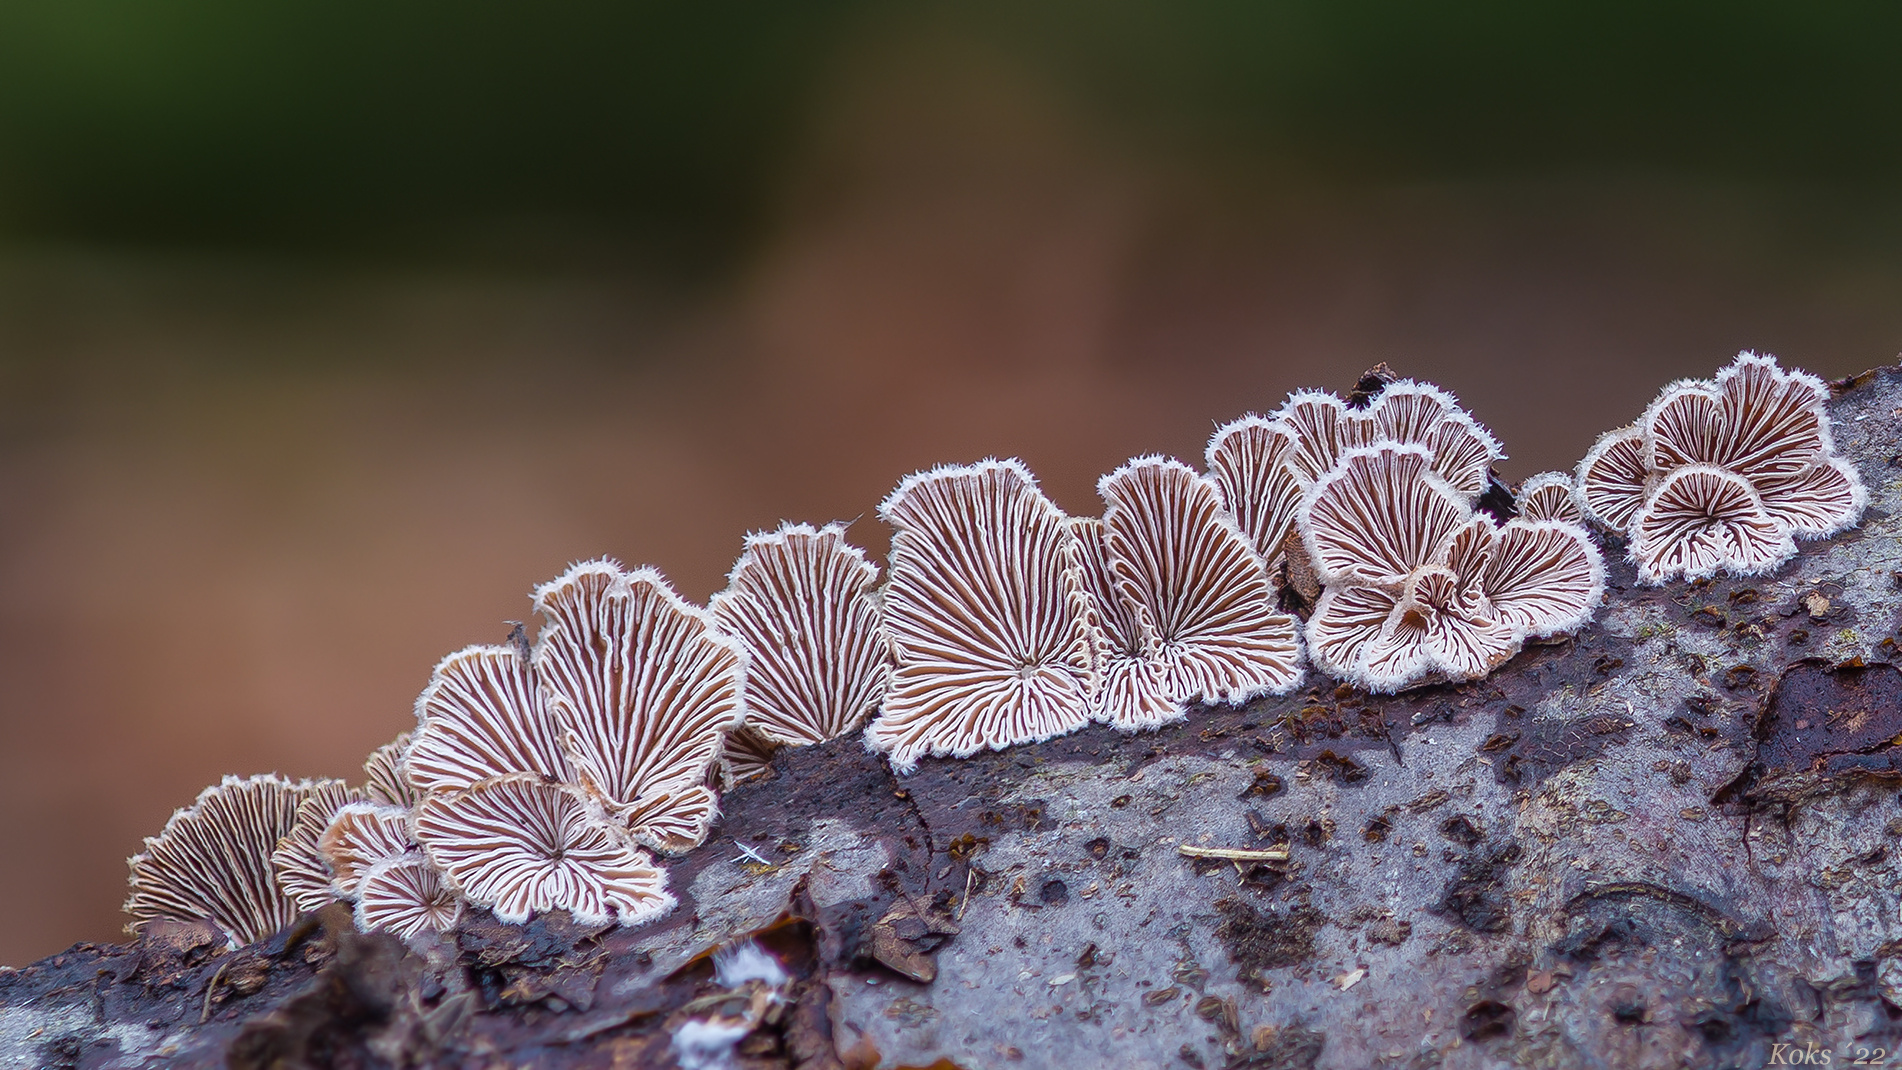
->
[3,3,1901,965]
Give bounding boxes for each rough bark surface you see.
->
[6,365,1902,1070]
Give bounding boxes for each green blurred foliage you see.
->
[0,1,1896,263]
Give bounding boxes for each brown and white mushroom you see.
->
[1301,444,1602,693]
[533,560,742,854]
[1094,457,1302,722]
[710,522,891,749]
[1629,465,1796,583]
[865,459,1101,773]
[1205,416,1304,567]
[319,802,419,897]
[127,774,329,949]
[407,644,571,795]
[1579,352,1865,584]
[1514,471,1584,525]
[354,856,461,940]
[1070,516,1173,729]
[362,731,420,808]
[414,773,673,927]
[268,778,363,913]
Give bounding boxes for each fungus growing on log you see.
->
[1302,444,1602,693]
[415,774,673,927]
[532,560,743,854]
[718,724,780,787]
[1094,457,1302,722]
[126,774,328,949]
[1578,351,1867,583]
[866,459,1100,773]
[710,522,890,747]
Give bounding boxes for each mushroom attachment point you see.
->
[415,774,674,927]
[866,458,1100,773]
[533,560,743,855]
[710,521,890,748]
[127,774,329,949]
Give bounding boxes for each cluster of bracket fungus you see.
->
[1578,351,1868,583]
[122,350,1867,949]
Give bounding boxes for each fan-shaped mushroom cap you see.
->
[1366,381,1503,498]
[319,802,418,897]
[127,774,326,949]
[1484,520,1604,637]
[710,522,890,747]
[866,459,1100,774]
[533,559,742,854]
[269,779,362,913]
[1514,472,1584,525]
[415,774,674,927]
[354,856,461,940]
[1576,425,1649,531]
[1646,353,1827,479]
[1070,517,1173,730]
[408,644,570,795]
[363,732,420,808]
[1630,464,1796,584]
[1302,444,1470,588]
[1097,457,1303,714]
[1205,416,1304,565]
[1273,389,1371,485]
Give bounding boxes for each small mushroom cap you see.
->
[128,774,326,949]
[415,774,674,928]
[1366,381,1503,498]
[319,802,418,897]
[362,732,420,808]
[354,856,461,940]
[1482,519,1605,638]
[1205,416,1304,565]
[1301,444,1470,588]
[1097,456,1302,713]
[269,779,362,913]
[1629,464,1796,584]
[1576,425,1650,531]
[866,458,1100,773]
[533,559,742,854]
[408,644,570,795]
[710,521,890,747]
[1513,472,1584,525]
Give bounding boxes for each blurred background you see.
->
[3,1,1901,965]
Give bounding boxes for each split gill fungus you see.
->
[123,351,1867,948]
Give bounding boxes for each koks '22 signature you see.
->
[1768,1042,1891,1066]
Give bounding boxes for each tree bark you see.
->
[6,364,1902,1070]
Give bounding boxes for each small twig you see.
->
[733,841,772,866]
[1176,844,1290,862]
[956,866,976,922]
[200,960,232,1024]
